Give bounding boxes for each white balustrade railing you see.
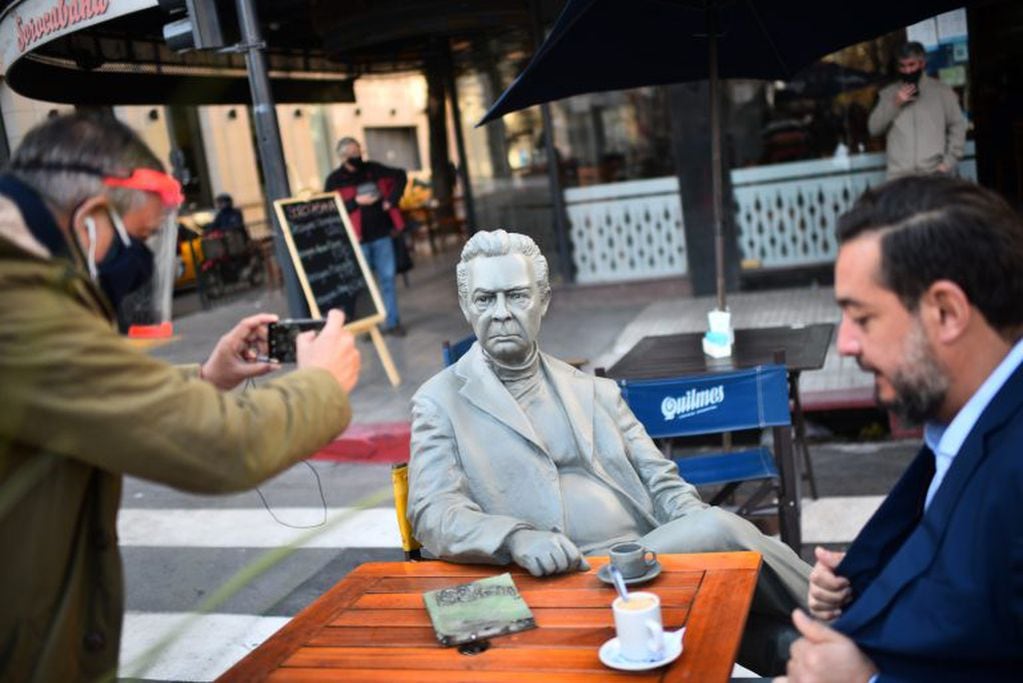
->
[731,141,977,269]
[564,177,687,284]
[557,143,977,283]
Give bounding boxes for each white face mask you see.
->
[81,206,130,280]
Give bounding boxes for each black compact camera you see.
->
[267,318,326,363]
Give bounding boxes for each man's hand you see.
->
[808,546,851,621]
[774,609,877,683]
[895,84,917,106]
[200,313,279,391]
[935,162,951,174]
[355,193,378,206]
[506,529,590,577]
[296,309,360,394]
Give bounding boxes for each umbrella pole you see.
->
[707,5,726,311]
[530,0,574,284]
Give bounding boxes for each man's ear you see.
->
[69,194,110,241]
[539,288,551,317]
[920,279,972,345]
[458,296,472,324]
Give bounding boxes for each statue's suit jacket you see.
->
[833,362,1023,681]
[408,343,705,563]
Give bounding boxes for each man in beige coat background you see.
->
[0,113,360,681]
[868,41,967,179]
[408,229,811,674]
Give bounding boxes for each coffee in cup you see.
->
[615,594,658,612]
[609,541,658,579]
[612,591,665,661]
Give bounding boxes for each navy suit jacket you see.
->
[833,363,1023,681]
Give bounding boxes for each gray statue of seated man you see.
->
[408,229,811,673]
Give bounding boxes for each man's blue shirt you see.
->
[923,337,1023,510]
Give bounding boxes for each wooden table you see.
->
[605,323,835,516]
[219,552,760,682]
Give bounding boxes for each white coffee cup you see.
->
[612,591,665,662]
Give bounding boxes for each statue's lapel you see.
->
[544,355,595,462]
[456,344,546,452]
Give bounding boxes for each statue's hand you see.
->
[506,529,589,577]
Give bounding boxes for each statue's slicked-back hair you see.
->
[8,111,163,216]
[456,229,550,303]
[837,176,1023,337]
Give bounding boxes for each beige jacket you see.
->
[868,75,967,178]
[0,193,351,681]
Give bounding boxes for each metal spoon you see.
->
[608,564,630,603]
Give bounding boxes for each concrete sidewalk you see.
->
[152,248,870,428]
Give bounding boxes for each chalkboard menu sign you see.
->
[274,193,384,329]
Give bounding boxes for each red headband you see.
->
[103,168,184,208]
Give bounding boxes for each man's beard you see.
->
[874,323,949,426]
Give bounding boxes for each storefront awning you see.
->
[0,0,355,104]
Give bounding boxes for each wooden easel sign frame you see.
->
[273,192,401,386]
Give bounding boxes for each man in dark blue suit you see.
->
[779,176,1023,682]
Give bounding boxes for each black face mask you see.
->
[80,208,155,310]
[97,235,155,310]
[900,69,923,85]
[346,155,364,169]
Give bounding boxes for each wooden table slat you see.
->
[331,606,691,629]
[366,570,702,593]
[307,625,613,649]
[281,645,617,671]
[353,586,698,610]
[268,667,663,682]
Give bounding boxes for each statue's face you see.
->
[461,253,549,364]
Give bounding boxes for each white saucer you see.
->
[597,561,662,585]
[598,631,684,671]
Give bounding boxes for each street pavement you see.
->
[118,245,918,681]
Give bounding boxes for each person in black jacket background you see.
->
[325,137,408,336]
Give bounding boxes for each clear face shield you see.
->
[111,210,178,335]
[100,169,184,337]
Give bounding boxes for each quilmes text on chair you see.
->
[624,364,790,439]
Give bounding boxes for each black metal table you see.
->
[604,323,835,551]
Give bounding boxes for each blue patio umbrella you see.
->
[480,0,972,307]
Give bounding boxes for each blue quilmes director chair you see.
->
[442,334,477,367]
[616,363,801,551]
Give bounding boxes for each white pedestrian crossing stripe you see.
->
[116,497,881,550]
[801,495,885,544]
[117,507,402,548]
[119,612,288,681]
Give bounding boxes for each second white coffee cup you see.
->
[612,591,665,662]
